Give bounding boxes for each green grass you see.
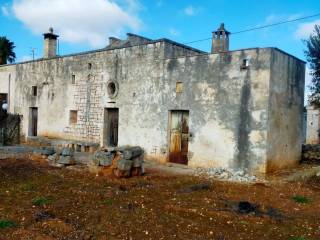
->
[288,236,309,240]
[292,195,312,204]
[32,197,51,206]
[102,199,113,206]
[0,220,17,229]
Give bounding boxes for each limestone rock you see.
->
[58,156,75,165]
[117,159,133,171]
[61,147,74,157]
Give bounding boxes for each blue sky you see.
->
[1,0,320,101]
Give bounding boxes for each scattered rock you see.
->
[237,201,259,214]
[58,156,75,165]
[195,167,258,182]
[61,147,74,157]
[180,183,211,193]
[35,210,55,222]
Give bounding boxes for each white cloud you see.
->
[12,0,142,48]
[183,5,200,16]
[169,28,180,37]
[295,19,320,39]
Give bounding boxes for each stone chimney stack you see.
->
[43,27,59,58]
[211,23,230,53]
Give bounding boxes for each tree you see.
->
[0,37,16,65]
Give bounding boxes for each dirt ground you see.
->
[0,157,320,240]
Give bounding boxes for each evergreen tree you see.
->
[305,25,320,105]
[0,37,16,65]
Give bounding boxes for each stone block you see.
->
[58,156,75,165]
[41,147,55,156]
[122,146,143,160]
[117,159,133,171]
[61,147,74,157]
[132,157,143,168]
[48,153,59,162]
[92,151,114,166]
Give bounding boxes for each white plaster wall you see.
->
[306,106,320,144]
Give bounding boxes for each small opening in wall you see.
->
[176,82,183,93]
[88,63,92,70]
[69,110,78,124]
[241,59,250,70]
[71,74,76,84]
[107,80,118,98]
[32,86,37,96]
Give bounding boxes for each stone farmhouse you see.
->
[0,24,305,174]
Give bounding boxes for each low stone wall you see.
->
[302,144,320,163]
[0,114,21,145]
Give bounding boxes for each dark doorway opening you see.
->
[0,93,8,119]
[169,110,189,165]
[29,107,38,136]
[103,108,119,147]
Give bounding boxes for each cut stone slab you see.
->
[58,156,75,165]
[61,147,74,157]
[47,153,59,162]
[117,159,133,171]
[132,157,143,168]
[122,146,143,160]
[92,151,114,166]
[41,147,55,156]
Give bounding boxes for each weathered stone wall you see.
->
[266,49,305,172]
[305,106,320,144]
[0,64,15,113]
[0,42,305,173]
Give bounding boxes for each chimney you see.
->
[109,37,121,46]
[211,23,230,53]
[43,27,59,58]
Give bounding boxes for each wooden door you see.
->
[30,107,38,136]
[169,110,189,165]
[104,108,119,147]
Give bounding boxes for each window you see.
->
[88,63,92,70]
[241,59,250,70]
[176,82,183,93]
[69,110,78,124]
[32,86,37,96]
[107,80,119,99]
[72,74,76,84]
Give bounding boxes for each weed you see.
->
[288,236,309,240]
[32,197,51,206]
[292,195,312,204]
[102,199,113,206]
[0,220,17,229]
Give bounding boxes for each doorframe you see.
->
[167,109,190,164]
[28,107,38,137]
[102,107,119,147]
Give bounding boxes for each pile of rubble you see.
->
[302,144,320,163]
[91,146,144,178]
[195,167,257,182]
[34,146,76,167]
[32,145,145,178]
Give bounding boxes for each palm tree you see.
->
[0,37,16,65]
